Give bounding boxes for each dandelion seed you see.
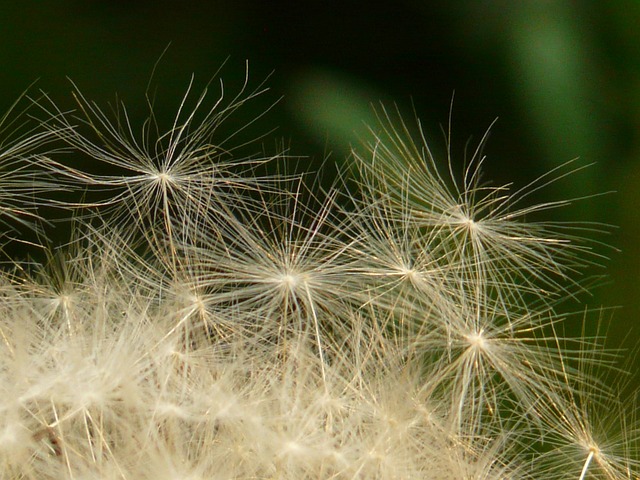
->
[35,65,290,256]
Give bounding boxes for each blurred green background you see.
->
[1,1,638,349]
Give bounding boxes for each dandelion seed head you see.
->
[0,420,29,453]
[398,265,417,280]
[153,401,192,420]
[461,214,478,231]
[451,203,475,224]
[184,290,207,317]
[275,270,303,290]
[152,170,173,186]
[280,439,304,455]
[0,77,627,479]
[465,330,488,351]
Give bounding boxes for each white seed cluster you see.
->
[0,74,635,479]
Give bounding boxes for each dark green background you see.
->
[2,1,639,350]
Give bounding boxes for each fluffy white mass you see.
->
[0,73,635,479]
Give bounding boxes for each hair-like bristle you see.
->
[0,72,632,480]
